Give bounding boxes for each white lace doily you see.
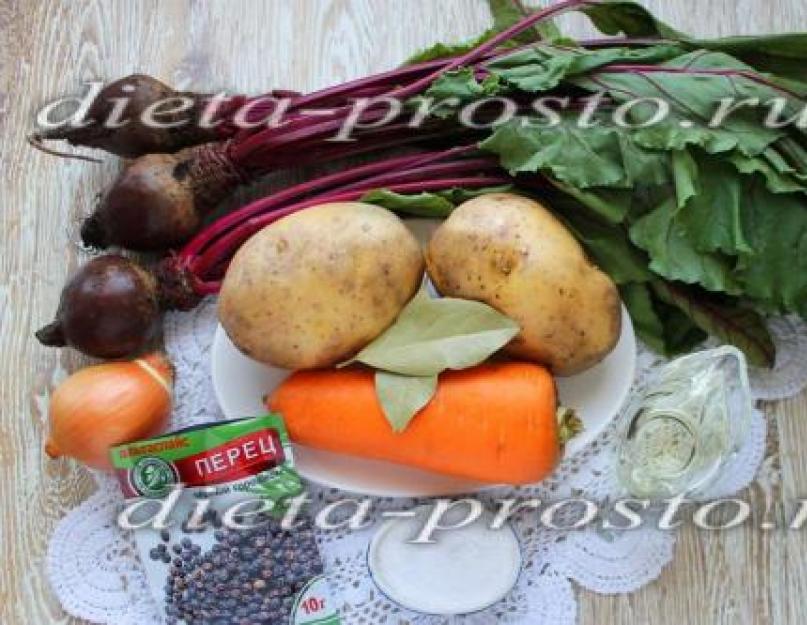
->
[747,316,807,401]
[47,298,806,625]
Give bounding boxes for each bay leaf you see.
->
[349,287,520,376]
[375,371,438,433]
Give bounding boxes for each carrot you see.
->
[267,361,559,485]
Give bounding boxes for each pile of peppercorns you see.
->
[149,513,324,624]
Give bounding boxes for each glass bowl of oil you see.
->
[616,346,753,499]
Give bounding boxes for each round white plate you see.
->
[211,219,636,497]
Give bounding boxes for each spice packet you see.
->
[111,414,342,625]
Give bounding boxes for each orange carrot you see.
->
[268,361,559,485]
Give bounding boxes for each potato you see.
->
[426,193,621,376]
[219,202,424,369]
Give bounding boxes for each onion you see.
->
[46,352,173,469]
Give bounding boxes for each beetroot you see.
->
[38,1,589,357]
[36,253,208,359]
[80,144,248,250]
[30,5,657,164]
[167,145,514,290]
[71,1,598,252]
[40,148,517,357]
[27,53,490,161]
[27,57,463,162]
[81,116,471,250]
[36,255,164,359]
[29,75,234,159]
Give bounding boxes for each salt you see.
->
[368,506,521,615]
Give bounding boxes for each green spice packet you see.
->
[111,414,342,625]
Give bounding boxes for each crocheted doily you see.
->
[47,298,804,624]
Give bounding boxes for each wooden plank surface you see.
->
[1,1,805,623]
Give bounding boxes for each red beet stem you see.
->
[181,152,444,258]
[180,145,480,259]
[232,104,484,171]
[230,58,452,129]
[249,38,661,126]
[87,3,599,252]
[579,37,673,47]
[391,0,597,100]
[230,106,396,164]
[34,22,640,160]
[192,175,512,280]
[253,119,470,169]
[597,64,805,100]
[237,47,527,127]
[281,57,454,112]
[194,280,224,296]
[229,0,593,167]
[220,3,594,173]
[335,158,501,192]
[284,130,476,169]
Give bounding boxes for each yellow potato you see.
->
[219,202,424,369]
[426,193,621,375]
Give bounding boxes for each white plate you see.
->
[211,219,636,497]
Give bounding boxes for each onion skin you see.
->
[46,352,173,470]
[36,255,161,359]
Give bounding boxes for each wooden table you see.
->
[2,1,805,623]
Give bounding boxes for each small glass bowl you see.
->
[616,346,753,499]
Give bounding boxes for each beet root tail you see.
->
[80,212,109,249]
[154,256,204,311]
[35,321,66,347]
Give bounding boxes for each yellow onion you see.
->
[46,352,173,469]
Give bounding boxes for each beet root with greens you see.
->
[78,114,473,251]
[29,74,232,159]
[36,255,168,359]
[41,148,512,359]
[80,143,247,251]
[35,0,807,368]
